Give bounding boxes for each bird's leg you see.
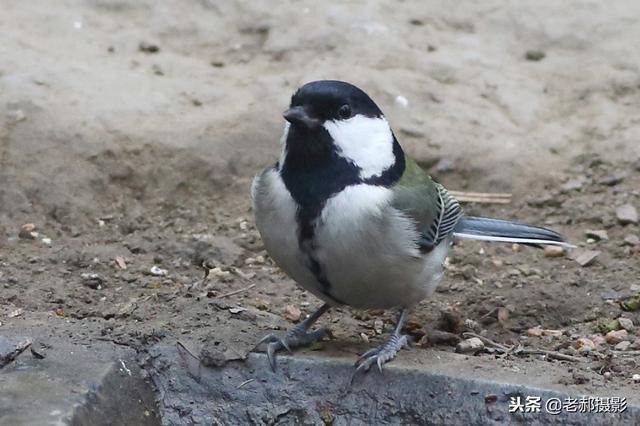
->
[352,308,409,381]
[254,303,332,371]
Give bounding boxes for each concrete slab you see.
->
[0,339,159,426]
[2,335,638,425]
[145,344,640,425]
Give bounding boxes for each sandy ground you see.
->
[1,0,640,405]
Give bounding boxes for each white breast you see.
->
[314,184,448,309]
[253,171,449,309]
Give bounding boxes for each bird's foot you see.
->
[255,325,332,371]
[351,307,411,384]
[352,332,408,382]
[253,303,331,371]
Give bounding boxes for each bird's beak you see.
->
[283,106,320,129]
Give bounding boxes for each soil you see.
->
[1,0,639,403]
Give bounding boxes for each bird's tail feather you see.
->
[453,216,575,248]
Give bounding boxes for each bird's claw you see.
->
[254,326,332,372]
[351,333,408,384]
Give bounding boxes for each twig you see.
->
[176,341,200,361]
[611,350,640,356]
[462,332,583,363]
[237,378,255,389]
[214,283,256,299]
[449,191,512,204]
[517,349,584,363]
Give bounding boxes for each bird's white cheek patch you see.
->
[323,115,395,179]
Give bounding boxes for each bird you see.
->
[251,80,573,377]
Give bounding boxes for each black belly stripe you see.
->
[279,128,405,302]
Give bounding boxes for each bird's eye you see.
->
[338,104,352,119]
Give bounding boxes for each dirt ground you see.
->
[1,0,639,400]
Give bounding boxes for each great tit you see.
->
[251,80,572,377]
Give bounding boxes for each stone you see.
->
[560,177,585,192]
[18,223,38,239]
[81,273,105,289]
[455,337,485,354]
[149,266,168,276]
[584,229,608,241]
[623,235,640,246]
[598,173,625,186]
[590,334,606,347]
[569,249,600,267]
[616,204,638,225]
[614,341,631,351]
[283,305,301,322]
[527,327,543,337]
[543,246,565,258]
[0,336,32,366]
[525,50,545,61]
[576,337,595,353]
[605,329,628,344]
[618,317,634,331]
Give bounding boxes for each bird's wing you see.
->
[391,157,463,251]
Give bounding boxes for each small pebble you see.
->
[633,374,640,383]
[525,50,545,61]
[543,329,564,338]
[618,317,634,331]
[114,256,127,270]
[584,229,608,241]
[527,326,543,337]
[598,173,625,186]
[209,267,231,279]
[8,308,24,318]
[283,305,301,322]
[395,95,409,108]
[590,334,606,347]
[616,204,638,225]
[560,177,585,192]
[81,273,104,290]
[576,337,595,353]
[150,266,168,276]
[18,223,38,240]
[543,246,565,258]
[569,249,600,267]
[252,299,270,311]
[455,337,484,354]
[615,341,631,351]
[605,329,628,344]
[623,235,640,246]
[464,318,481,331]
[139,41,160,53]
[7,109,26,123]
[497,308,509,323]
[373,319,384,335]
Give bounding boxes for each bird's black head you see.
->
[283,80,383,128]
[279,80,402,181]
